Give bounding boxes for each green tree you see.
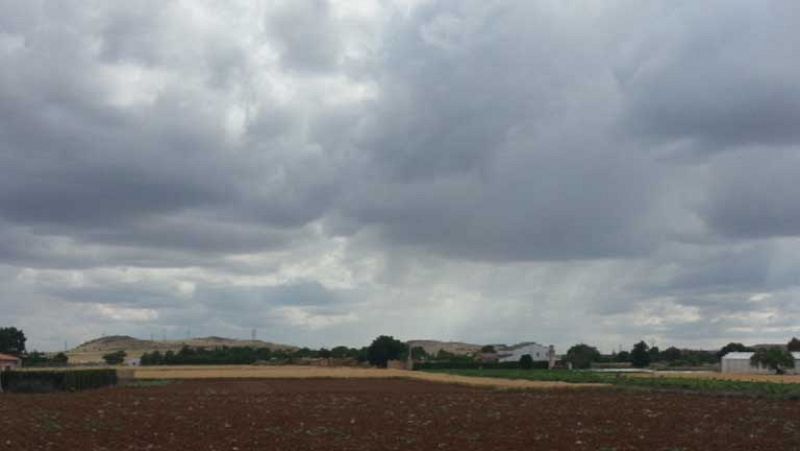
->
[330,346,351,359]
[614,351,630,362]
[788,337,800,352]
[717,342,751,358]
[366,335,407,368]
[356,346,369,363]
[318,348,332,359]
[140,350,164,366]
[480,345,496,353]
[565,343,601,369]
[410,346,429,360]
[630,341,651,368]
[24,351,69,367]
[661,346,682,362]
[648,346,661,362]
[0,327,26,356]
[750,348,795,374]
[519,354,534,370]
[102,350,127,365]
[436,349,456,360]
[53,352,69,365]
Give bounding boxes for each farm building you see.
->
[496,342,555,364]
[721,352,800,374]
[0,353,21,371]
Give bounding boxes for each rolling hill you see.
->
[68,335,297,364]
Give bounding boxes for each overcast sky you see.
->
[2,0,799,352]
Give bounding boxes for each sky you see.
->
[1,0,799,353]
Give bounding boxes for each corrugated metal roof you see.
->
[722,351,800,359]
[721,352,753,359]
[0,353,21,361]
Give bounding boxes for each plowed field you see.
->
[1,379,798,450]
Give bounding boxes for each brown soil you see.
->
[0,379,797,451]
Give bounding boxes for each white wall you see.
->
[721,353,800,374]
[721,358,771,374]
[498,343,550,363]
[1,362,19,371]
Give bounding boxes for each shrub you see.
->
[1,369,117,393]
[102,350,127,365]
[366,336,407,368]
[23,351,69,367]
[565,344,600,369]
[140,346,274,365]
[750,348,795,374]
[630,341,651,368]
[519,354,534,370]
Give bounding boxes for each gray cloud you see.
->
[618,1,800,150]
[265,0,342,72]
[701,148,800,238]
[1,1,799,351]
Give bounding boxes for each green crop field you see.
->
[420,369,800,398]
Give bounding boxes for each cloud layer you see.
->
[1,0,799,351]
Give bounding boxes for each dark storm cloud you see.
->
[265,0,342,72]
[653,245,773,296]
[338,0,665,261]
[1,0,800,350]
[701,148,800,239]
[618,1,800,150]
[195,282,350,310]
[0,1,334,256]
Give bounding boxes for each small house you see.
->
[0,353,21,371]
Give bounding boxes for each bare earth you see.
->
[1,379,798,450]
[132,365,608,389]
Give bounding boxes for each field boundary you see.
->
[131,365,609,390]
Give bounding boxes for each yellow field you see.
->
[133,365,608,390]
[628,371,800,384]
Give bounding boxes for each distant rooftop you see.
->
[723,351,800,359]
[0,353,21,361]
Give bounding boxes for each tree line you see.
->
[3,327,799,373]
[564,338,800,372]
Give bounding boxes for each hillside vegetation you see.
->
[67,335,296,364]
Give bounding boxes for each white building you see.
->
[0,353,21,371]
[721,351,800,374]
[496,342,553,363]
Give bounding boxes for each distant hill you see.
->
[68,335,297,363]
[406,340,555,356]
[407,339,483,356]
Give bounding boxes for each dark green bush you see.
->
[1,369,117,393]
[519,354,534,369]
[140,345,274,365]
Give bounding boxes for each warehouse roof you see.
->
[0,353,21,362]
[722,352,800,359]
